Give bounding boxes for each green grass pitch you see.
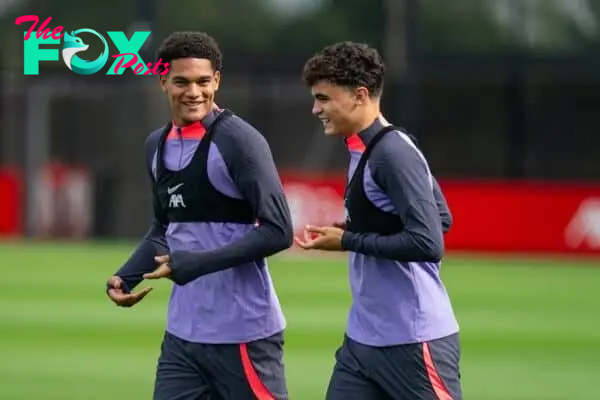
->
[0,241,599,399]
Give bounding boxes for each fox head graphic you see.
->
[62,31,89,71]
[61,29,109,75]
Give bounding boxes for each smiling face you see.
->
[310,81,370,136]
[302,42,387,136]
[160,58,220,125]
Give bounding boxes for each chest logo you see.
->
[167,183,184,194]
[167,183,186,208]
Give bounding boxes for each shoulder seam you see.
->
[145,126,165,144]
[214,114,265,145]
[370,130,433,188]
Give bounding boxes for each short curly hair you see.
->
[302,41,385,97]
[156,31,222,71]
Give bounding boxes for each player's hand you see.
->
[106,275,152,307]
[143,255,173,280]
[294,225,344,251]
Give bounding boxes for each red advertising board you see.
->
[30,162,93,239]
[280,172,346,237]
[0,168,22,236]
[0,163,92,238]
[440,180,600,255]
[280,173,600,255]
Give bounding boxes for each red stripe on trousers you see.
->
[239,343,275,400]
[422,342,454,400]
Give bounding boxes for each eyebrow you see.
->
[172,75,213,82]
[313,92,329,100]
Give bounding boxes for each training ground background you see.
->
[0,241,598,400]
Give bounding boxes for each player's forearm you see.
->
[341,200,444,262]
[170,225,291,285]
[166,116,294,286]
[113,220,168,291]
[169,199,293,285]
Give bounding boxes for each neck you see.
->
[348,106,381,136]
[173,118,196,127]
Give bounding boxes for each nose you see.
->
[312,101,321,116]
[186,83,202,98]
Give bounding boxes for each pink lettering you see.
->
[112,53,139,74]
[36,16,51,39]
[15,15,64,41]
[150,59,172,75]
[152,59,166,75]
[15,15,38,40]
[50,26,63,40]
[133,62,145,75]
[113,54,172,75]
[143,62,153,75]
[148,61,171,75]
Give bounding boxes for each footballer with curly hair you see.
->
[296,41,463,400]
[105,31,293,400]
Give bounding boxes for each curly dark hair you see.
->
[156,31,222,71]
[302,41,385,97]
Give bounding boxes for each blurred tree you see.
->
[418,0,513,53]
[326,0,385,46]
[268,0,384,58]
[489,0,599,52]
[265,0,325,18]
[417,0,600,54]
[155,0,280,53]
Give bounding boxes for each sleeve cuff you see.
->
[169,251,199,286]
[169,251,185,285]
[106,277,131,294]
[341,231,356,252]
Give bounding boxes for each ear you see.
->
[159,74,168,93]
[355,87,370,105]
[213,71,221,92]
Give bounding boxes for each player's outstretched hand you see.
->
[294,225,344,251]
[143,255,173,280]
[106,276,152,307]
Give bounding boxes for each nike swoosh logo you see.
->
[167,183,184,194]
